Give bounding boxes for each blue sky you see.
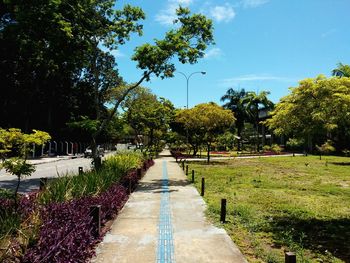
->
[115,0,350,108]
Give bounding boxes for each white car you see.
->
[84,146,104,158]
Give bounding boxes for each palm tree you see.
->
[242,91,274,152]
[332,63,350,77]
[221,88,247,150]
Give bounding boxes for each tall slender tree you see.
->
[221,88,247,150]
[242,91,274,152]
[332,63,350,77]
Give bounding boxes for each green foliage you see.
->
[221,88,248,138]
[123,87,175,150]
[0,128,50,201]
[262,145,271,152]
[0,210,21,238]
[286,138,304,149]
[132,7,214,80]
[286,138,304,155]
[217,132,236,150]
[271,144,282,154]
[332,62,350,78]
[38,151,143,204]
[0,128,51,159]
[266,76,350,150]
[316,140,336,159]
[1,158,35,177]
[175,103,235,160]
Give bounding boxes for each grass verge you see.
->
[186,155,350,263]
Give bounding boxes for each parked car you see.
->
[84,146,104,158]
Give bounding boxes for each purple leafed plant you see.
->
[21,159,154,263]
[23,184,128,263]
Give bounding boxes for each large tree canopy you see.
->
[1,1,214,167]
[266,75,350,150]
[175,103,235,162]
[123,87,175,152]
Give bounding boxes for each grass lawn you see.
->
[186,155,350,263]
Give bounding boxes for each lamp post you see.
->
[178,71,206,109]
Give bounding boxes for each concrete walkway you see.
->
[92,150,247,263]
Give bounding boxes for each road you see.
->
[0,156,94,193]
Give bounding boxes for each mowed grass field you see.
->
[186,155,350,263]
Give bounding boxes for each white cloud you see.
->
[241,0,269,8]
[210,4,236,23]
[321,29,337,38]
[204,47,222,59]
[110,49,125,58]
[155,0,193,26]
[221,74,296,86]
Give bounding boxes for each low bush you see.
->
[38,151,144,204]
[1,153,155,263]
[23,184,128,263]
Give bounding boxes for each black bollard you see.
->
[128,178,132,194]
[78,167,83,175]
[90,205,101,238]
[191,170,195,183]
[201,177,205,196]
[39,177,48,190]
[220,199,227,223]
[186,165,188,175]
[137,168,142,179]
[285,252,296,263]
[182,161,185,170]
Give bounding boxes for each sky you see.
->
[114,0,350,108]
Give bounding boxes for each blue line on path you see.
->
[156,161,175,263]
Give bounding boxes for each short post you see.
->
[182,160,185,170]
[201,177,205,196]
[137,168,142,179]
[78,167,83,175]
[185,165,188,175]
[220,199,227,223]
[285,252,296,263]
[90,205,101,238]
[32,143,36,158]
[53,141,57,153]
[128,178,132,194]
[191,170,195,183]
[39,177,48,190]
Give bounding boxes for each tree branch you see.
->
[93,71,152,139]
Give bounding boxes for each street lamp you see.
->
[177,71,206,109]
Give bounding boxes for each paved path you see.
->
[92,150,247,263]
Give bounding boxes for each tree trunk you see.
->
[91,138,102,170]
[207,143,211,163]
[237,126,242,151]
[256,119,260,152]
[14,175,21,210]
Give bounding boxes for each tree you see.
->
[286,138,304,156]
[332,63,350,78]
[221,88,248,150]
[87,6,214,168]
[123,87,175,153]
[175,103,235,163]
[266,76,350,151]
[1,2,214,168]
[316,140,335,160]
[242,91,274,152]
[0,128,51,207]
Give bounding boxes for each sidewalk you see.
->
[92,150,247,263]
